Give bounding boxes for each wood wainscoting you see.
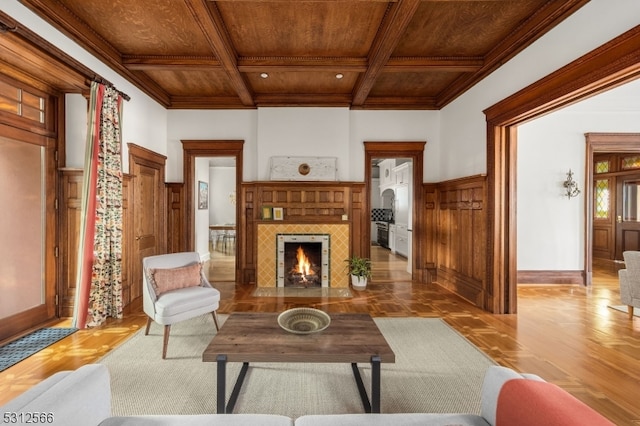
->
[422,175,489,309]
[517,270,585,285]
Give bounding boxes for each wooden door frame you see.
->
[364,141,425,281]
[484,26,640,313]
[586,134,640,277]
[182,140,244,284]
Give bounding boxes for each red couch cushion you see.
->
[496,379,614,426]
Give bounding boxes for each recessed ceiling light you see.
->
[260,72,269,79]
[336,73,344,79]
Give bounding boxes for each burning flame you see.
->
[295,245,313,277]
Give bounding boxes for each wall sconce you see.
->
[563,169,580,199]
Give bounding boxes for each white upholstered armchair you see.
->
[143,252,220,358]
[619,251,640,319]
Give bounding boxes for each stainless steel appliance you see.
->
[376,221,389,248]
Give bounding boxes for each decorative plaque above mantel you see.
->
[269,156,337,181]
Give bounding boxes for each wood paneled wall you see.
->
[166,183,185,254]
[240,182,367,285]
[422,175,489,309]
[61,173,490,311]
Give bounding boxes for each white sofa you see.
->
[1,364,612,425]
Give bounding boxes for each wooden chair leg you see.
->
[162,324,171,359]
[212,311,220,331]
[145,317,153,335]
[629,305,634,320]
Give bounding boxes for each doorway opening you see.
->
[182,140,244,284]
[586,134,640,281]
[201,157,237,282]
[364,141,425,283]
[370,158,412,280]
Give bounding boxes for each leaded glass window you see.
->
[595,179,610,219]
[621,156,640,170]
[595,160,609,174]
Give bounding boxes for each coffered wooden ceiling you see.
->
[13,0,589,109]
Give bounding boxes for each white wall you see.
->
[209,166,236,225]
[257,108,350,181]
[439,0,640,181]
[349,110,440,182]
[166,110,258,182]
[167,108,439,183]
[517,78,640,270]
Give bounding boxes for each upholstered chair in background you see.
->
[143,252,220,358]
[619,251,640,319]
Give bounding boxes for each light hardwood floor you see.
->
[0,248,638,424]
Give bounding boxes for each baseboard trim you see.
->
[517,270,585,285]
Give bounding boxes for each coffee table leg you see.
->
[351,363,371,413]
[371,355,381,413]
[351,356,382,414]
[217,355,227,413]
[227,362,250,413]
[216,355,250,414]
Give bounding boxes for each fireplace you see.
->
[277,234,329,287]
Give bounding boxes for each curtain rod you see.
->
[92,76,131,102]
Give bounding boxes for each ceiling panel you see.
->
[12,0,590,109]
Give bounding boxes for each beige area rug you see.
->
[99,315,496,419]
[608,305,639,317]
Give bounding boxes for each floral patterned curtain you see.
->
[73,81,124,328]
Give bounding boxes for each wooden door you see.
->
[128,144,166,302]
[615,173,640,260]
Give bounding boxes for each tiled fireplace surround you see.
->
[256,223,350,288]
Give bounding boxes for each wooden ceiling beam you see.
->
[253,93,353,107]
[384,57,484,72]
[352,0,421,106]
[123,56,221,71]
[123,54,483,73]
[183,0,254,106]
[353,96,438,110]
[169,96,252,109]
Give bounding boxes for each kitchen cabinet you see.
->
[393,162,413,224]
[389,224,396,253]
[378,159,396,194]
[395,224,409,257]
[394,184,409,226]
[371,177,381,208]
[394,162,411,185]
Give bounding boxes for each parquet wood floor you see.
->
[1,248,638,424]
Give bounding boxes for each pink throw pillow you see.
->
[148,262,203,296]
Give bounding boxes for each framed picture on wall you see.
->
[273,207,284,220]
[198,181,208,209]
[262,206,273,220]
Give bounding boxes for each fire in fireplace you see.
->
[277,234,329,288]
[286,244,321,287]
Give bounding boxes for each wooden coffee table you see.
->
[202,312,395,414]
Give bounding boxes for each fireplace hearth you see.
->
[277,234,329,287]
